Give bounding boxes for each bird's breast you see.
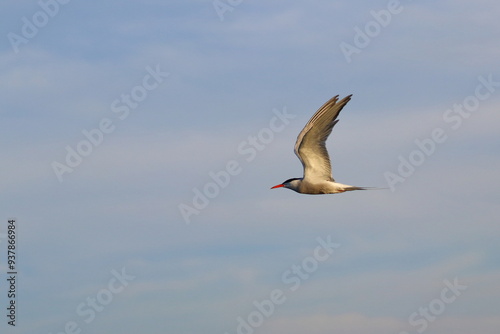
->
[299,180,344,194]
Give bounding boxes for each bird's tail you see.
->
[343,186,386,192]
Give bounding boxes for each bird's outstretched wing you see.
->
[294,95,352,182]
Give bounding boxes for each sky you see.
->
[1,0,499,333]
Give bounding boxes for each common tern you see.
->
[271,95,373,194]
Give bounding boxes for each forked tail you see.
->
[343,186,386,192]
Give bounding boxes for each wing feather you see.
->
[294,95,352,182]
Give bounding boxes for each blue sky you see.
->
[1,1,499,333]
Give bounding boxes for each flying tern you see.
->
[271,95,374,194]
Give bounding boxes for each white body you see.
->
[282,178,362,195]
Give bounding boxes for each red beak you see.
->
[271,184,284,189]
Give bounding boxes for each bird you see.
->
[271,94,375,194]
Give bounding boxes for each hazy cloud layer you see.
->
[1,1,499,333]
